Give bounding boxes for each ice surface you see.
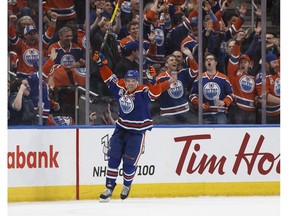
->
[8,196,280,216]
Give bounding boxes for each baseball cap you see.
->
[266,52,277,63]
[123,41,139,51]
[24,25,37,35]
[125,70,139,80]
[239,54,251,62]
[190,17,198,26]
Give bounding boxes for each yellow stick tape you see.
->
[110,2,119,23]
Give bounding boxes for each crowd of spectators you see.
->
[7,0,280,126]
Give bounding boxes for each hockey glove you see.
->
[146,66,157,85]
[93,51,108,67]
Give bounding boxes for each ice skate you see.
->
[120,185,131,200]
[99,184,116,203]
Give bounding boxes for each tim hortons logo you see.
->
[174,133,280,176]
[7,145,59,169]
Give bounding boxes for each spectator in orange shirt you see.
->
[8,13,57,78]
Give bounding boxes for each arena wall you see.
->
[8,126,280,202]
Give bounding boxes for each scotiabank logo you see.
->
[175,133,280,176]
[7,145,59,169]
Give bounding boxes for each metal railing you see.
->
[75,86,98,125]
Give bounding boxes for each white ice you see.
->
[8,196,280,216]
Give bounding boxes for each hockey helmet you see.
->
[125,70,139,80]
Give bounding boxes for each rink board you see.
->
[8,126,280,202]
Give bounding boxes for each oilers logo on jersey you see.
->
[274,78,280,96]
[154,28,164,47]
[203,82,220,100]
[60,54,76,66]
[74,68,86,77]
[239,75,255,93]
[23,48,39,66]
[120,1,131,13]
[168,80,184,99]
[53,116,73,125]
[119,95,134,114]
[82,35,86,49]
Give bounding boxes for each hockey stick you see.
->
[99,1,119,51]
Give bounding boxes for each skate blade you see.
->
[99,197,110,203]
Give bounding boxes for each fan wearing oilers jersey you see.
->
[227,31,259,124]
[143,0,172,65]
[47,26,84,67]
[42,47,86,87]
[255,53,280,124]
[8,12,57,78]
[92,51,176,202]
[190,53,233,124]
[154,47,198,124]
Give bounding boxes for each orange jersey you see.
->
[43,58,86,88]
[77,29,86,50]
[256,73,280,116]
[227,43,257,112]
[266,74,280,116]
[8,24,55,76]
[43,0,76,20]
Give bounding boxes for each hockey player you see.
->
[93,51,176,202]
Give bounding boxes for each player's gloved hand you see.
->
[93,51,107,67]
[146,66,157,85]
